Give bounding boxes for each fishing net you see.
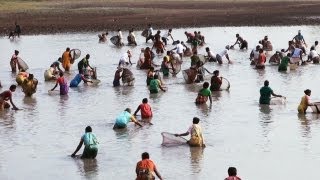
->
[168,60,182,74]
[110,36,120,45]
[17,57,29,71]
[310,102,320,113]
[161,132,187,146]
[70,49,81,60]
[122,68,135,86]
[182,69,197,84]
[220,77,231,90]
[270,97,286,105]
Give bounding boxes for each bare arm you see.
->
[271,92,282,97]
[71,138,84,157]
[154,166,163,180]
[133,105,141,116]
[176,132,190,137]
[208,94,212,104]
[226,54,231,63]
[131,115,143,127]
[51,83,58,91]
[9,96,18,110]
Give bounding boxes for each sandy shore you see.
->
[1,0,320,35]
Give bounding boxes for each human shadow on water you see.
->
[189,147,204,174]
[73,157,99,178]
[113,85,134,97]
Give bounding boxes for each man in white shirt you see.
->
[171,40,184,59]
[216,45,231,64]
[117,29,124,46]
[308,46,320,63]
[146,24,154,43]
[118,50,132,67]
[161,29,174,45]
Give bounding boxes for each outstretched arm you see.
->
[71,138,84,157]
[131,116,143,127]
[154,167,163,180]
[271,92,282,98]
[133,105,141,116]
[51,83,58,91]
[175,131,190,137]
[9,96,18,110]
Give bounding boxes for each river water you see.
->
[0,26,320,180]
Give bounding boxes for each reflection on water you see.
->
[189,147,204,174]
[1,26,320,179]
[74,158,99,178]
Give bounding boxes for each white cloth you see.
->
[252,50,260,59]
[219,49,228,57]
[176,44,184,54]
[207,50,215,58]
[162,31,170,39]
[292,48,302,58]
[148,27,153,36]
[309,50,319,58]
[119,53,128,65]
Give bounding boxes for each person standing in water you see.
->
[71,126,98,159]
[134,98,153,119]
[298,89,315,114]
[136,152,163,180]
[50,71,69,95]
[175,117,205,147]
[256,49,266,69]
[278,53,290,72]
[0,85,19,111]
[195,82,212,105]
[113,68,123,87]
[146,24,154,43]
[259,80,282,105]
[62,47,72,72]
[210,70,222,91]
[10,50,20,72]
[149,74,166,94]
[113,108,143,129]
[224,167,242,180]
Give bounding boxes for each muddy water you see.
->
[0,26,320,180]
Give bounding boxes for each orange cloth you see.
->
[62,51,71,71]
[136,159,156,180]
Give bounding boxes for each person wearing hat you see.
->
[216,45,232,64]
[232,34,248,50]
[113,108,143,129]
[210,70,222,91]
[259,80,282,105]
[118,50,132,67]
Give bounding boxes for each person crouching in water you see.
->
[71,126,98,159]
[0,85,19,110]
[70,69,93,87]
[224,167,241,180]
[136,152,163,180]
[122,68,135,86]
[21,74,38,97]
[298,89,314,114]
[195,82,212,105]
[134,98,153,119]
[50,71,69,95]
[307,46,320,64]
[113,108,143,129]
[256,49,266,69]
[149,74,166,94]
[175,117,205,147]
